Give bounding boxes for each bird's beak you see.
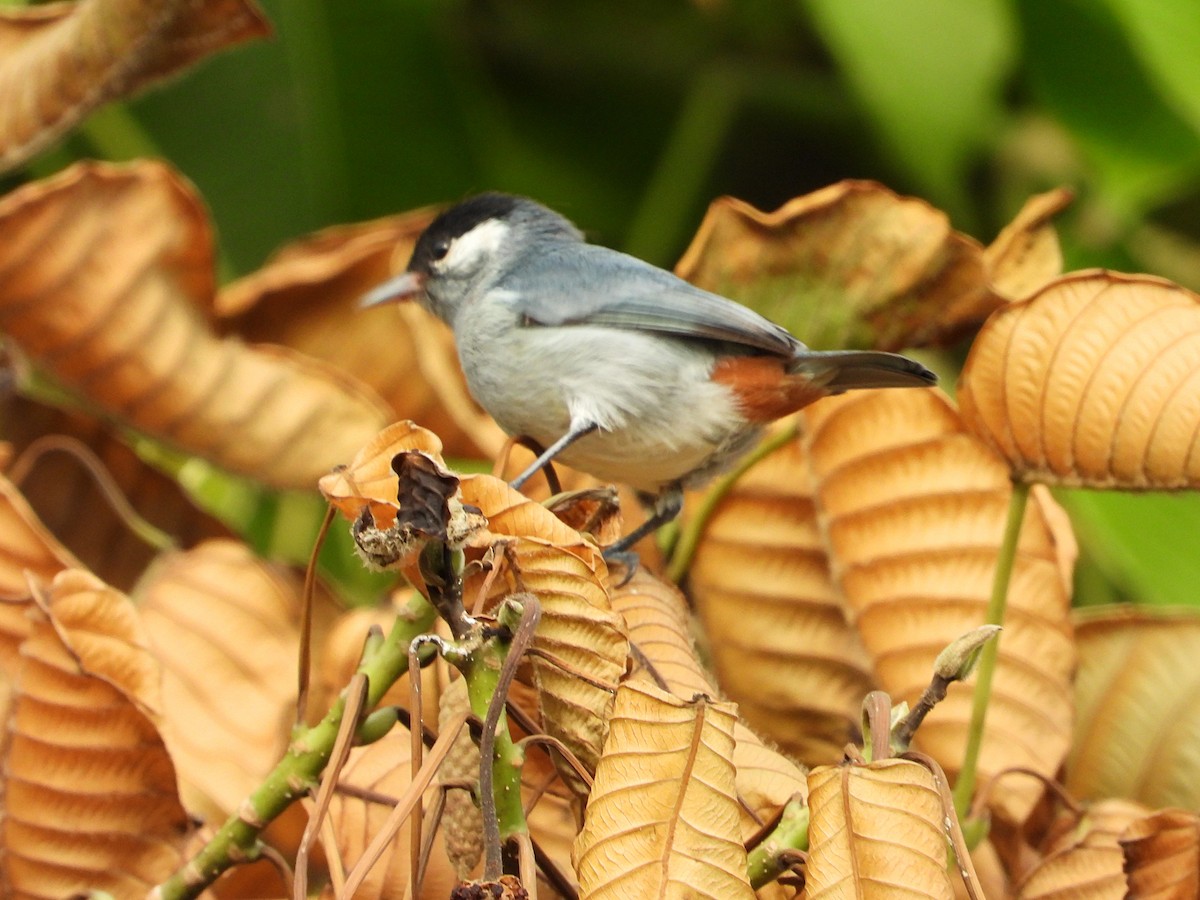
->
[359,271,426,308]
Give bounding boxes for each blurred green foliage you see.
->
[14,0,1200,607]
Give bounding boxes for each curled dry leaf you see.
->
[675,181,1002,351]
[0,160,392,490]
[574,681,754,900]
[983,188,1072,303]
[1,569,190,897]
[611,570,808,839]
[135,539,334,822]
[959,270,1200,489]
[323,727,459,900]
[803,389,1075,825]
[2,396,229,591]
[0,0,270,174]
[217,212,505,460]
[1120,809,1200,900]
[1070,606,1200,810]
[684,422,875,766]
[318,420,445,529]
[458,473,628,791]
[1017,798,1148,900]
[805,758,955,899]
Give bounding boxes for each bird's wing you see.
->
[503,243,801,358]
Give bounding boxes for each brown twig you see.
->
[294,673,367,900]
[8,433,176,552]
[340,711,470,897]
[296,504,336,726]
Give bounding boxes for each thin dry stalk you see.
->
[341,711,470,897]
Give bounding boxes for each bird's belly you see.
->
[458,322,757,492]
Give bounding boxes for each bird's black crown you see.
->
[407,193,520,275]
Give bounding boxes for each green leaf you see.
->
[1058,490,1200,608]
[1099,0,1200,139]
[804,0,1015,224]
[1016,0,1200,217]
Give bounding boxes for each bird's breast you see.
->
[453,309,760,492]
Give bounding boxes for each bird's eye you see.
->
[431,240,450,262]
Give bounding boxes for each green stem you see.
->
[666,420,799,583]
[153,592,438,900]
[465,599,535,879]
[747,796,809,889]
[623,62,742,266]
[951,481,1031,822]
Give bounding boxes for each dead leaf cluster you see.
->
[0,44,1197,894]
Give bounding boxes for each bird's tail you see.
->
[790,350,937,392]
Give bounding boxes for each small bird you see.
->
[363,193,936,553]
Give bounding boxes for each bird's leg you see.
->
[509,419,598,490]
[603,485,684,556]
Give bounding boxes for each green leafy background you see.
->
[8,0,1200,608]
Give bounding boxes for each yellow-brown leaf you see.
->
[803,389,1075,825]
[1017,799,1147,900]
[136,539,328,821]
[684,424,874,766]
[983,189,1072,303]
[959,271,1200,489]
[574,681,754,900]
[459,474,628,791]
[611,570,809,839]
[805,758,954,899]
[1070,606,1200,810]
[0,0,270,174]
[0,569,189,898]
[0,160,391,490]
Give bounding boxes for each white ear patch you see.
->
[446,218,510,270]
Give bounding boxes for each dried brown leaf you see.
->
[805,758,955,899]
[458,473,628,790]
[959,270,1200,489]
[984,189,1072,303]
[318,420,445,529]
[676,181,1001,351]
[135,539,333,821]
[0,0,270,174]
[217,212,504,460]
[2,396,228,591]
[803,389,1075,825]
[685,423,875,766]
[611,570,808,839]
[1070,606,1200,810]
[0,160,391,490]
[1017,799,1146,900]
[0,569,190,898]
[574,681,754,900]
[1120,809,1200,900]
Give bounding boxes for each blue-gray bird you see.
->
[363,193,936,552]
